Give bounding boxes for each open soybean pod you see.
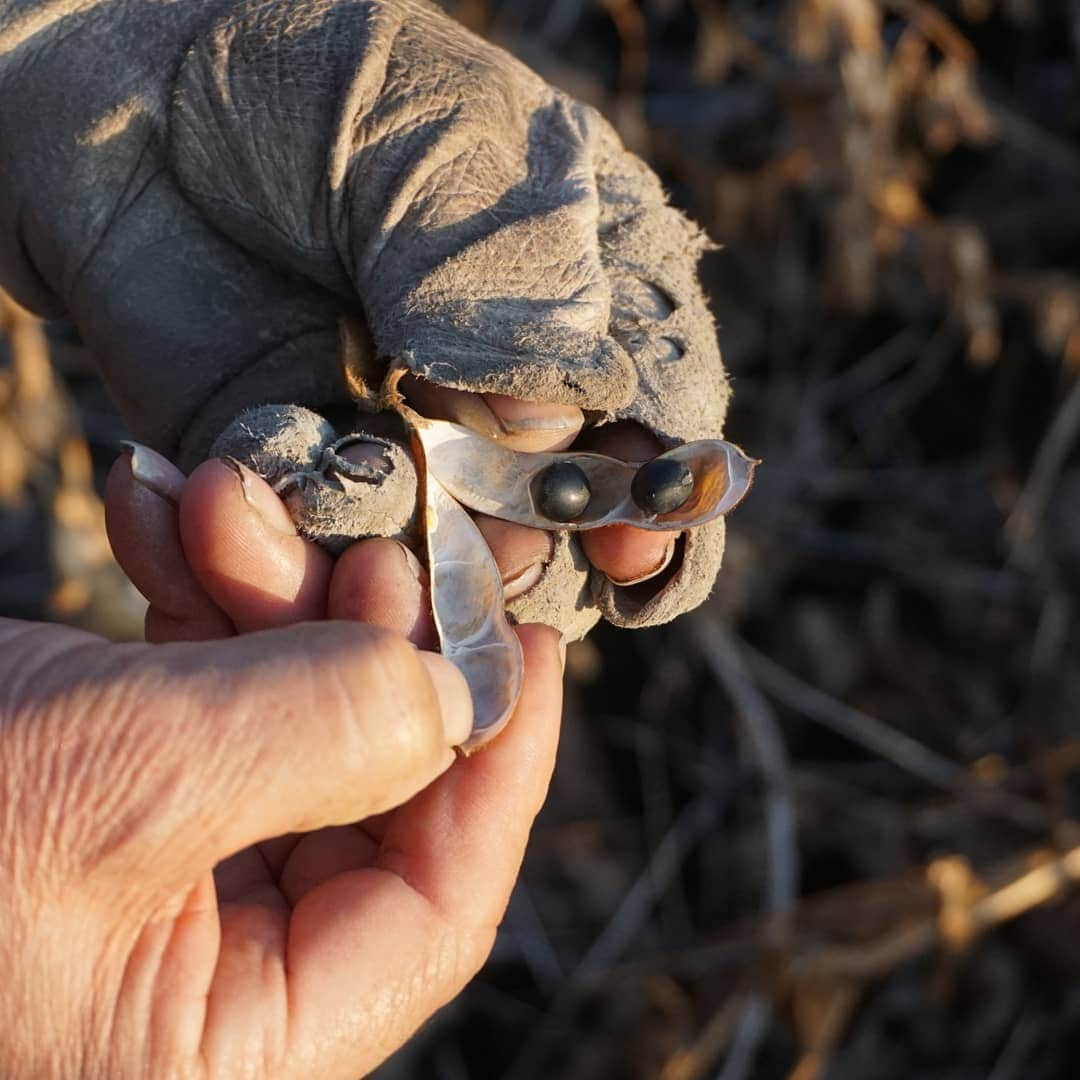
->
[409,414,759,532]
[413,436,525,751]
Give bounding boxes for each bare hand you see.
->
[0,446,563,1077]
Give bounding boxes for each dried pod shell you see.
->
[423,475,523,748]
[408,413,757,532]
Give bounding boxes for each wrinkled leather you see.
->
[0,0,732,632]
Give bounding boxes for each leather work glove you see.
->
[0,0,733,639]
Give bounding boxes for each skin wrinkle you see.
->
[151,685,248,877]
[61,647,248,899]
[159,891,218,1078]
[111,914,172,1077]
[0,0,106,54]
[206,904,285,1069]
[10,900,115,1076]
[144,919,188,1079]
[61,661,200,895]
[43,668,127,882]
[153,890,220,1074]
[0,634,112,894]
[252,913,288,1078]
[203,907,273,1073]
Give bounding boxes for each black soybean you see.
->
[631,457,694,515]
[535,462,591,522]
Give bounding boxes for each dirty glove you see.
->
[0,0,732,638]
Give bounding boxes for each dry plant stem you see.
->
[746,638,1044,831]
[575,794,721,982]
[613,841,1080,1075]
[691,613,798,915]
[738,635,1015,799]
[658,995,748,1080]
[881,0,976,66]
[678,627,1065,1074]
[1005,371,1080,567]
[504,886,563,994]
[690,612,798,1080]
[769,846,1080,1078]
[984,1009,1044,1080]
[739,639,962,787]
[597,0,646,90]
[971,846,1080,931]
[785,981,861,1080]
[787,843,1080,984]
[504,794,720,1080]
[715,997,773,1080]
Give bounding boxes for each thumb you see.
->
[2,620,471,882]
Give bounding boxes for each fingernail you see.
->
[120,441,184,505]
[418,652,474,746]
[607,535,678,587]
[395,541,428,584]
[558,634,567,673]
[221,457,298,534]
[482,394,585,448]
[485,394,583,436]
[497,414,582,434]
[399,374,505,440]
[502,557,546,600]
[443,393,505,440]
[333,437,392,478]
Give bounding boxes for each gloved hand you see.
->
[0,0,733,637]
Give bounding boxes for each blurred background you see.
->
[3,0,1080,1075]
